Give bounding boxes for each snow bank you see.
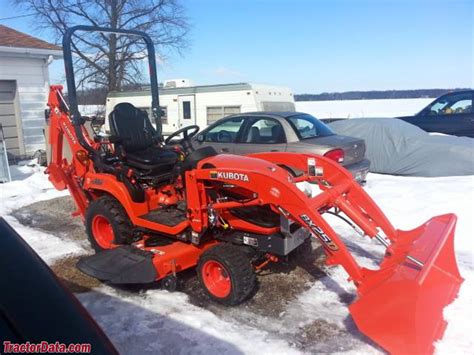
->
[2,216,83,264]
[0,168,81,263]
[0,167,68,216]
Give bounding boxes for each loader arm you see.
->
[189,152,394,285]
[189,152,462,354]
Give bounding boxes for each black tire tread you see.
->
[85,195,134,252]
[198,243,256,305]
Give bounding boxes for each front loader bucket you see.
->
[349,214,463,355]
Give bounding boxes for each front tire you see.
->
[85,196,134,252]
[197,243,256,305]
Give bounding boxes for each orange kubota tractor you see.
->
[46,26,463,354]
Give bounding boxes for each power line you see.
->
[0,14,35,22]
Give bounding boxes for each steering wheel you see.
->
[164,125,200,151]
[217,130,232,143]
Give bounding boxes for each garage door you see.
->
[0,81,21,156]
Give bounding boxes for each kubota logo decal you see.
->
[210,171,249,182]
[300,214,339,251]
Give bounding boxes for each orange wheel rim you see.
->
[201,260,231,298]
[91,215,114,249]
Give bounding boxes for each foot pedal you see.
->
[77,246,157,284]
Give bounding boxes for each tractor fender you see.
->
[82,173,148,221]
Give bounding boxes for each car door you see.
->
[233,117,287,155]
[411,92,473,136]
[193,116,246,153]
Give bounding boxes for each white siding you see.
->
[251,84,295,110]
[0,56,49,155]
[194,90,256,128]
[106,90,257,134]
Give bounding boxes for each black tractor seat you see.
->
[125,147,177,171]
[109,103,177,175]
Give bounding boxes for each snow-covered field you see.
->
[295,98,434,118]
[80,98,434,123]
[0,165,473,354]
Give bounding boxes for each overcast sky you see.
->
[0,0,472,93]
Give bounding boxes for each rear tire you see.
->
[85,196,134,252]
[197,243,256,305]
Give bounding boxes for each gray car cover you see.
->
[328,118,474,177]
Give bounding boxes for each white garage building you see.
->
[0,25,62,159]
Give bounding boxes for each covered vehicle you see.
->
[193,112,370,183]
[329,117,474,177]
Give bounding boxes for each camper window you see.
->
[183,101,191,119]
[160,107,168,124]
[138,106,168,124]
[206,106,241,124]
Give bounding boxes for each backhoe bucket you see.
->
[349,214,463,355]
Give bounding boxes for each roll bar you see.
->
[62,25,162,137]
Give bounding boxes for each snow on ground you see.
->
[0,169,473,354]
[295,98,434,119]
[0,165,83,263]
[0,165,67,217]
[76,286,302,355]
[345,175,474,354]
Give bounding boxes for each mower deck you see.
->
[77,246,157,284]
[78,237,220,284]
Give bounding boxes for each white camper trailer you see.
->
[105,81,295,135]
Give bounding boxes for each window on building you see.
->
[160,107,168,124]
[206,106,241,124]
[138,106,168,124]
[207,107,224,123]
[182,101,191,119]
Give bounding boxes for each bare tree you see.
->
[14,0,189,91]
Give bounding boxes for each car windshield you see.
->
[286,114,334,139]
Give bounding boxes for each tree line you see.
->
[75,87,472,105]
[295,88,471,101]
